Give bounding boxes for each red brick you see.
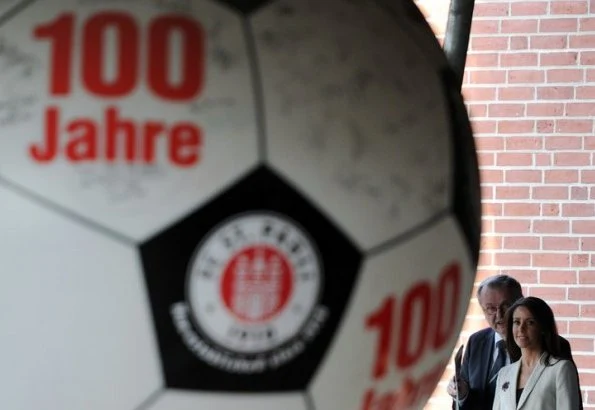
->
[465,53,499,68]
[526,103,564,116]
[507,69,545,84]
[566,103,595,117]
[571,186,588,200]
[581,238,595,251]
[473,2,510,16]
[570,286,595,303]
[494,219,531,233]
[497,153,533,166]
[580,305,595,318]
[550,302,581,316]
[579,51,595,65]
[545,136,583,150]
[477,153,494,166]
[540,51,578,66]
[494,252,531,266]
[471,20,500,34]
[469,70,507,84]
[569,321,595,335]
[498,120,535,133]
[471,120,497,134]
[531,35,568,49]
[482,215,494,230]
[532,186,569,200]
[504,269,538,285]
[510,37,529,50]
[543,237,580,251]
[535,153,552,166]
[540,18,579,32]
[500,52,538,67]
[581,170,595,183]
[478,251,493,266]
[556,320,569,334]
[503,203,540,216]
[481,188,493,201]
[556,120,593,133]
[506,169,542,183]
[572,254,590,267]
[551,1,589,14]
[536,120,554,133]
[503,236,540,249]
[585,136,595,149]
[526,286,566,300]
[498,87,536,100]
[554,152,591,166]
[541,270,578,284]
[532,253,570,267]
[482,203,503,216]
[475,136,504,150]
[502,19,539,33]
[576,86,595,99]
[463,87,497,101]
[544,169,579,183]
[471,36,508,51]
[505,136,542,150]
[511,2,548,15]
[579,17,595,31]
[488,103,526,117]
[467,103,487,117]
[541,203,560,216]
[537,86,574,100]
[586,69,595,81]
[571,220,595,234]
[480,169,504,183]
[578,270,595,284]
[570,34,595,48]
[547,69,584,83]
[563,203,595,217]
[481,234,503,250]
[496,186,530,199]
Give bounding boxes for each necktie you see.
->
[489,340,507,384]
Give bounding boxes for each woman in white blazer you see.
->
[492,296,580,410]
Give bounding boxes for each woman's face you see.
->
[512,306,542,350]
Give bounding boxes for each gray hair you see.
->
[477,274,523,301]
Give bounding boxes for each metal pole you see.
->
[442,0,476,90]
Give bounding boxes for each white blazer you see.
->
[492,354,580,410]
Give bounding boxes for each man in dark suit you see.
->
[447,275,581,410]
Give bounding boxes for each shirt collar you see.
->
[494,332,504,347]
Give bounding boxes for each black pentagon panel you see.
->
[140,165,362,392]
[213,0,277,14]
[441,67,482,267]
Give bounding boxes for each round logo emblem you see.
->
[186,212,322,354]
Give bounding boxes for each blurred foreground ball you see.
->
[0,0,480,409]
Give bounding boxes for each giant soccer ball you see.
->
[0,0,481,409]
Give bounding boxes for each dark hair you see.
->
[477,274,524,301]
[504,296,561,363]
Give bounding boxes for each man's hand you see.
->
[447,376,469,400]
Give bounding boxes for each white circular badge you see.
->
[186,212,322,354]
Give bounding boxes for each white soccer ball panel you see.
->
[0,0,259,241]
[0,186,161,410]
[254,0,452,250]
[146,390,307,410]
[309,216,474,410]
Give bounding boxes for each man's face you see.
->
[478,286,516,338]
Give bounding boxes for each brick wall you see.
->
[413,1,595,408]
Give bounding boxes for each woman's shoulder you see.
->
[544,355,574,369]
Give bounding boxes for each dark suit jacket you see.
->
[452,327,582,410]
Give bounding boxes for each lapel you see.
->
[481,330,496,386]
[504,360,521,409]
[517,354,548,409]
